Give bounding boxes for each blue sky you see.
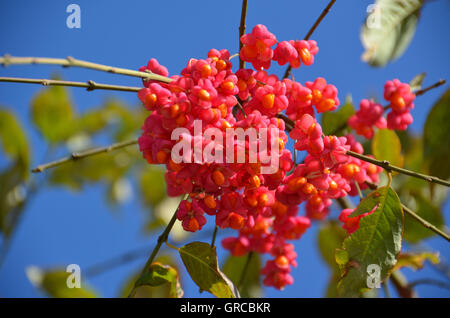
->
[0,0,449,298]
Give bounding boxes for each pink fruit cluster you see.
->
[348,79,416,138]
[136,24,412,290]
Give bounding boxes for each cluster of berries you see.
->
[136,24,409,290]
[348,79,416,138]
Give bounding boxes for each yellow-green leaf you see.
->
[372,129,404,168]
[394,251,439,271]
[31,85,75,144]
[132,262,183,298]
[0,108,30,168]
[26,266,98,298]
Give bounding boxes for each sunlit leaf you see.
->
[337,186,403,297]
[372,129,404,168]
[119,255,180,298]
[31,85,75,144]
[131,262,183,298]
[179,241,239,298]
[0,161,27,237]
[409,72,426,91]
[361,0,423,67]
[26,266,98,298]
[423,89,450,180]
[0,108,30,168]
[394,251,439,271]
[223,253,262,298]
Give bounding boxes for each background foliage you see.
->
[0,0,449,297]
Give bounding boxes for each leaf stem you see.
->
[0,54,172,83]
[0,76,141,92]
[283,0,337,79]
[31,139,138,173]
[239,0,249,69]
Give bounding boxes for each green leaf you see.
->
[31,85,75,144]
[361,0,423,67]
[179,241,239,298]
[423,89,450,180]
[403,194,444,243]
[119,255,180,298]
[223,253,262,298]
[0,108,30,168]
[372,129,404,168]
[103,100,144,141]
[26,266,98,298]
[0,161,27,237]
[337,186,403,297]
[321,95,355,136]
[139,166,167,207]
[318,221,347,272]
[132,262,183,298]
[394,251,439,271]
[409,72,426,91]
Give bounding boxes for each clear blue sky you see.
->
[0,0,449,298]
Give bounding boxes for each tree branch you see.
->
[283,0,337,79]
[346,150,450,188]
[31,139,138,173]
[0,76,141,92]
[0,54,172,83]
[364,181,450,242]
[239,0,249,70]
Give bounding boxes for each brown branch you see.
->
[0,54,172,83]
[239,0,249,69]
[283,0,337,79]
[31,139,138,173]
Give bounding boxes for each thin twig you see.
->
[31,139,138,173]
[346,150,450,188]
[415,79,446,97]
[283,0,337,79]
[364,181,450,242]
[211,226,219,247]
[0,77,141,92]
[239,0,249,69]
[0,54,172,83]
[402,204,450,242]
